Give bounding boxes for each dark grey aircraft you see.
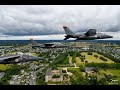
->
[0,54,44,64]
[30,39,68,48]
[63,25,113,40]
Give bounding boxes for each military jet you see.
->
[0,53,44,64]
[63,25,113,40]
[30,39,68,48]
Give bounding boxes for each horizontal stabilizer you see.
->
[64,37,70,40]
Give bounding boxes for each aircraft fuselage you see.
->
[65,33,113,40]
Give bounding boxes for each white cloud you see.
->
[0,32,120,40]
[0,5,120,40]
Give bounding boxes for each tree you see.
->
[79,65,85,72]
[63,56,69,64]
[80,57,85,62]
[88,52,93,55]
[85,60,88,63]
[72,52,76,63]
[36,72,47,85]
[94,55,98,59]
[51,65,58,70]
[98,78,108,85]
[62,70,67,73]
[52,52,68,65]
[52,74,60,78]
[88,75,98,85]
[70,77,90,85]
[0,65,21,85]
[99,56,107,61]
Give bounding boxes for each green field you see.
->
[67,67,80,71]
[99,69,120,84]
[69,52,114,67]
[0,64,11,71]
[67,67,82,80]
[80,52,114,63]
[108,70,120,83]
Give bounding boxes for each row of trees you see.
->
[67,51,81,56]
[93,51,120,63]
[36,72,47,85]
[63,56,69,64]
[85,63,120,69]
[88,52,93,55]
[52,74,60,78]
[72,53,76,63]
[99,56,107,61]
[52,53,68,65]
[69,69,108,85]
[79,55,86,62]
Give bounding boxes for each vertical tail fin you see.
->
[29,38,38,45]
[63,25,75,35]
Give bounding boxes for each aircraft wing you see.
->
[0,55,20,61]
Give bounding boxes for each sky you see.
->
[0,5,120,40]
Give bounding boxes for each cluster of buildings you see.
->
[0,72,5,80]
[1,41,120,85]
[9,70,36,85]
[45,68,63,82]
[90,42,120,60]
[45,67,73,84]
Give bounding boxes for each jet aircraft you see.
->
[63,25,113,40]
[0,53,44,64]
[30,39,68,48]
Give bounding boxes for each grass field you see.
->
[67,67,82,76]
[67,67,82,80]
[67,67,80,71]
[80,52,114,63]
[76,57,84,66]
[69,52,114,66]
[107,70,120,83]
[0,64,11,71]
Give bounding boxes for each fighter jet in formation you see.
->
[63,25,113,40]
[0,53,44,64]
[30,39,68,48]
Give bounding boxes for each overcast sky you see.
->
[0,5,120,40]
